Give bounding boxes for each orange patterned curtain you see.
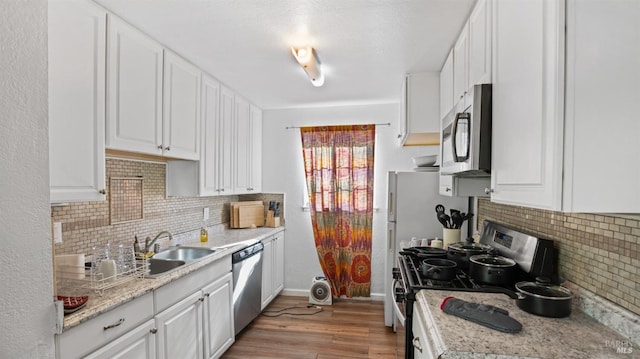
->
[300,125,375,298]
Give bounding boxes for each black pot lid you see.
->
[515,281,573,299]
[448,241,493,252]
[469,254,516,267]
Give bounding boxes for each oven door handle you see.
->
[391,279,406,325]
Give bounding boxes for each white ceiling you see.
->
[95,0,475,110]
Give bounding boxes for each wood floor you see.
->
[222,295,397,359]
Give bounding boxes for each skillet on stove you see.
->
[400,246,447,259]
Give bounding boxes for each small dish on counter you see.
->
[58,295,89,314]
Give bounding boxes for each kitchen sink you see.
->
[152,247,217,262]
[148,258,186,276]
[145,246,220,278]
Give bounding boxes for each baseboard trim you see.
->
[280,288,384,301]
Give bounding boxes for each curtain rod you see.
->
[285,122,391,130]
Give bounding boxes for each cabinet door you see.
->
[274,233,285,294]
[439,50,454,120]
[261,238,274,309]
[218,86,235,194]
[85,319,156,359]
[234,96,251,194]
[48,0,106,203]
[106,16,163,156]
[249,105,263,193]
[490,0,564,210]
[563,0,640,212]
[453,23,469,103]
[203,273,234,359]
[468,0,492,87]
[163,50,201,160]
[200,74,221,196]
[156,291,204,359]
[412,306,435,359]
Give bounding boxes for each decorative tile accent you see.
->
[52,158,284,257]
[477,198,640,316]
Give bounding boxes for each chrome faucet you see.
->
[144,230,173,253]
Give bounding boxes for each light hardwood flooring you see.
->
[222,295,397,359]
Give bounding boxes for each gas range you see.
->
[392,220,556,359]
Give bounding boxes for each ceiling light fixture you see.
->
[291,46,325,87]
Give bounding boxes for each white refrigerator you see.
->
[384,170,469,327]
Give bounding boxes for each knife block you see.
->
[265,210,280,228]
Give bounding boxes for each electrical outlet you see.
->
[53,222,62,243]
[203,208,209,221]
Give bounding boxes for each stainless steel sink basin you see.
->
[145,246,219,278]
[152,247,217,262]
[148,258,186,276]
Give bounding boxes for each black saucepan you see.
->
[514,277,572,318]
[469,254,518,285]
[421,258,457,281]
[447,241,495,269]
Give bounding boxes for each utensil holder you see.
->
[443,228,461,249]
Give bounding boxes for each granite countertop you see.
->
[415,287,637,358]
[59,226,285,331]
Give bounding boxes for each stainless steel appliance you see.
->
[393,220,555,358]
[440,84,492,176]
[384,170,469,330]
[232,242,264,335]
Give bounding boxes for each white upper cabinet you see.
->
[106,16,164,156]
[439,50,454,120]
[218,86,235,195]
[249,105,263,193]
[490,0,565,210]
[163,50,201,160]
[468,0,492,87]
[398,73,441,146]
[563,0,640,212]
[49,0,107,203]
[453,22,469,104]
[199,74,221,196]
[233,96,251,194]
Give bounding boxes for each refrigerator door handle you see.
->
[388,192,394,217]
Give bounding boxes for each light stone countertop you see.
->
[60,226,285,331]
[415,287,638,358]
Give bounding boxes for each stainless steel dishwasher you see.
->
[232,242,264,335]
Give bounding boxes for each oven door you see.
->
[392,279,406,359]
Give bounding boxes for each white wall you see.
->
[0,0,55,357]
[262,103,438,296]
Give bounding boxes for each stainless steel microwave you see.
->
[440,84,492,176]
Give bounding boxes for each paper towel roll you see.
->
[55,254,85,279]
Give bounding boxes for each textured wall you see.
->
[53,158,284,256]
[0,0,55,357]
[477,198,640,315]
[262,103,435,296]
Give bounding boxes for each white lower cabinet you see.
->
[412,303,435,359]
[261,231,285,310]
[203,273,235,359]
[155,291,204,359]
[85,319,156,359]
[56,293,154,359]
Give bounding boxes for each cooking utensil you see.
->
[450,211,462,229]
[402,247,447,259]
[447,241,495,269]
[437,212,450,229]
[514,277,572,318]
[421,258,457,281]
[469,254,518,285]
[435,204,445,214]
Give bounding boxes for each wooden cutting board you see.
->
[238,205,265,228]
[230,201,264,228]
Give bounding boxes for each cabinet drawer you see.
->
[155,256,231,313]
[56,292,154,359]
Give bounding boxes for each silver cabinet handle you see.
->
[150,328,157,334]
[484,188,493,195]
[157,145,164,149]
[98,189,106,195]
[412,337,423,352]
[204,292,210,297]
[103,318,125,331]
[220,189,225,192]
[445,187,451,192]
[165,146,170,151]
